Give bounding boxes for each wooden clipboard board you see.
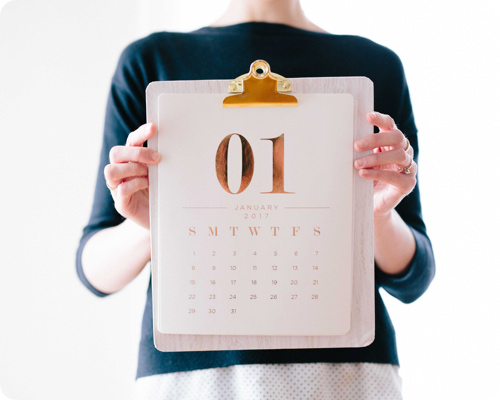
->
[147,60,374,352]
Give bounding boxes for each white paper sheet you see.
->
[156,93,353,336]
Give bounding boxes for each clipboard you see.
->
[147,60,374,352]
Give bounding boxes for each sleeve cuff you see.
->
[375,225,435,304]
[75,228,112,298]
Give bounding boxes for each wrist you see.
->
[373,209,416,276]
[373,209,393,226]
[123,218,151,259]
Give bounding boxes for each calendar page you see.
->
[155,93,354,336]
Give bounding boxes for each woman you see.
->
[77,0,435,398]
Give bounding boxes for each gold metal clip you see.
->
[223,60,298,108]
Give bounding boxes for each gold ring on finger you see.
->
[398,158,413,175]
[106,182,118,191]
[404,137,410,152]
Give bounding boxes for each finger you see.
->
[126,123,156,147]
[400,158,418,175]
[355,129,406,152]
[367,111,396,131]
[115,177,149,200]
[355,147,412,169]
[109,145,161,164]
[104,162,148,189]
[359,165,417,192]
[407,144,414,159]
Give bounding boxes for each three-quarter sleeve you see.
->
[75,44,148,296]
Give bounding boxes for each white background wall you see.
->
[0,0,499,399]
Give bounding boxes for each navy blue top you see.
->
[76,22,435,379]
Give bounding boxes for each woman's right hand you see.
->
[104,123,160,230]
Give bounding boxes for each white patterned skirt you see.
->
[136,362,403,400]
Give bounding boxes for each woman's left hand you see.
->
[354,111,417,218]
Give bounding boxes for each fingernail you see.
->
[355,140,365,150]
[355,159,365,168]
[370,112,377,118]
[151,152,161,161]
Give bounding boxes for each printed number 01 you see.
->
[215,133,293,194]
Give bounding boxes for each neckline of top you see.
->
[195,21,331,36]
